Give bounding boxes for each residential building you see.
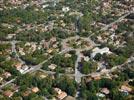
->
[3,90,14,98]
[32,87,39,93]
[14,62,22,70]
[120,85,132,93]
[54,88,67,100]
[101,88,110,95]
[91,47,111,58]
[3,72,12,78]
[48,64,57,70]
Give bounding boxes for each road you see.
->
[23,48,75,74]
[0,39,79,89]
[83,56,134,77]
[0,79,16,89]
[0,55,53,89]
[101,11,134,31]
[11,40,25,64]
[1,55,133,90]
[0,10,133,89]
[60,35,100,83]
[75,51,84,83]
[39,69,74,77]
[61,35,99,51]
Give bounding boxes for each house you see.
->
[54,88,67,100]
[101,88,110,95]
[64,53,72,58]
[77,41,81,45]
[53,44,58,48]
[32,87,39,93]
[61,22,66,27]
[85,77,92,83]
[120,85,132,93]
[112,24,118,30]
[91,47,111,58]
[103,2,110,8]
[10,0,22,5]
[21,65,28,70]
[23,90,31,97]
[3,90,14,98]
[3,72,11,78]
[64,96,75,100]
[40,74,47,79]
[19,65,29,73]
[93,76,101,80]
[91,73,100,78]
[50,37,57,44]
[31,43,37,52]
[42,4,49,8]
[50,74,55,80]
[96,93,105,98]
[0,77,3,82]
[62,6,70,12]
[47,48,53,54]
[6,56,11,61]
[19,50,25,56]
[6,34,16,39]
[0,8,3,11]
[18,48,25,56]
[54,88,62,95]
[65,67,74,73]
[83,56,90,62]
[48,64,57,70]
[91,74,101,80]
[43,41,49,49]
[15,63,29,73]
[0,51,2,55]
[25,42,31,46]
[57,91,67,100]
[14,62,22,70]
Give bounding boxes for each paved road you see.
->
[101,11,134,31]
[0,10,133,89]
[75,51,84,83]
[24,48,75,74]
[83,56,134,77]
[0,79,16,89]
[39,69,74,77]
[1,55,132,89]
[61,35,99,51]
[60,35,100,83]
[11,40,25,64]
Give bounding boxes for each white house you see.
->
[48,64,57,70]
[62,6,70,12]
[91,47,111,58]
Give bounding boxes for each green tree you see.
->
[94,53,102,61]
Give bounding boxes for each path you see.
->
[101,11,134,31]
